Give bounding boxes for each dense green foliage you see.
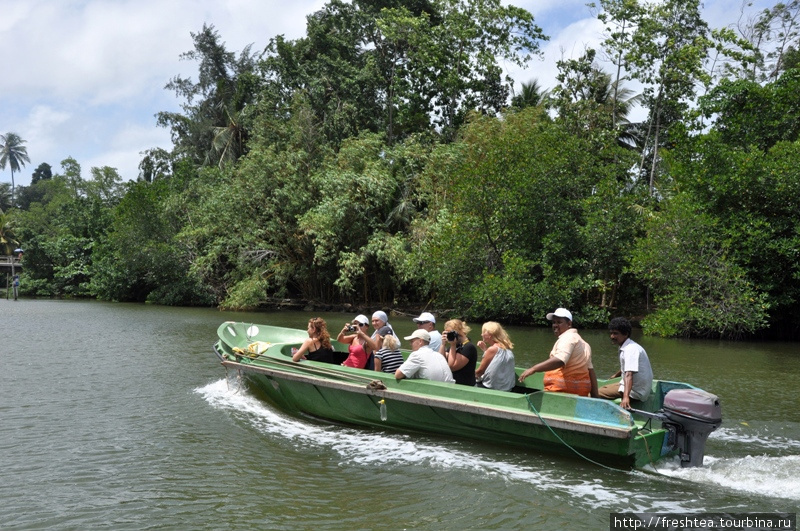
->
[5,0,800,339]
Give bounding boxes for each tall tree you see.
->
[593,0,643,129]
[0,132,31,205]
[157,24,260,168]
[31,162,53,185]
[0,183,11,213]
[259,0,546,146]
[732,0,800,82]
[596,0,712,194]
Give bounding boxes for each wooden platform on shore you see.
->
[0,256,23,271]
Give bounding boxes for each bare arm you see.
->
[291,338,315,362]
[475,345,498,377]
[620,372,634,408]
[374,356,383,372]
[337,324,356,344]
[445,342,469,371]
[518,357,565,381]
[361,331,378,354]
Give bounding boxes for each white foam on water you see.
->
[654,454,800,501]
[712,426,800,451]
[196,379,800,507]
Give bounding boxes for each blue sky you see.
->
[0,0,774,188]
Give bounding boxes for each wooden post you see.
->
[11,259,17,301]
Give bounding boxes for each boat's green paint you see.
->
[213,322,689,469]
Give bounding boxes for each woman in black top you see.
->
[292,317,335,364]
[440,319,478,386]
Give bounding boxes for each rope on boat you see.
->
[523,392,619,472]
[638,418,659,472]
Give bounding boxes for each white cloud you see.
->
[1,0,321,187]
[506,16,606,97]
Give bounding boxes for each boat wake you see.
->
[196,379,800,506]
[652,455,800,501]
[711,425,800,451]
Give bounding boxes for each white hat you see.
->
[412,312,436,324]
[372,310,389,324]
[546,308,573,322]
[353,314,369,325]
[404,329,431,342]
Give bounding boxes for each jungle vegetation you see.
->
[4,0,800,339]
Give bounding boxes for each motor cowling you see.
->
[662,388,722,467]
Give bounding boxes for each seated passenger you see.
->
[518,308,598,397]
[369,311,400,370]
[413,311,442,352]
[440,319,478,386]
[337,315,377,369]
[375,333,404,374]
[395,330,455,383]
[597,317,653,409]
[475,321,516,391]
[291,317,335,364]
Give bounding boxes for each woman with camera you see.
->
[439,319,478,386]
[337,315,377,369]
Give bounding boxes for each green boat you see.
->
[212,321,722,469]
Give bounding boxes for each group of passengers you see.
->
[291,308,653,409]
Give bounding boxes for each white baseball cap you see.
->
[546,308,573,322]
[404,329,431,342]
[412,312,436,324]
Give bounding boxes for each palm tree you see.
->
[590,73,643,149]
[0,132,31,205]
[511,79,550,109]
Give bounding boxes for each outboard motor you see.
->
[661,389,722,467]
[631,388,722,467]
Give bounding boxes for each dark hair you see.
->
[608,317,632,337]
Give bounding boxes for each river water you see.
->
[1,300,798,530]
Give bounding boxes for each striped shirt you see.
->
[375,347,404,373]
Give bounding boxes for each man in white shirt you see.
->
[395,329,454,383]
[598,317,653,409]
[412,311,442,352]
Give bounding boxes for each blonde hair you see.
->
[481,321,513,349]
[444,319,471,338]
[382,333,400,350]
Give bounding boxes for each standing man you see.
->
[598,317,653,409]
[395,330,454,383]
[413,312,442,352]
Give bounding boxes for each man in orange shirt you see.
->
[518,308,598,397]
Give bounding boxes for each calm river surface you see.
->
[1,300,798,530]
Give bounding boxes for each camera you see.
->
[347,324,358,333]
[446,330,458,341]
